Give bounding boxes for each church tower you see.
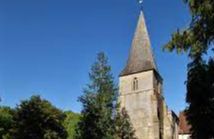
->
[119,11,164,139]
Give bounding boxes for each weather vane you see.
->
[138,0,143,11]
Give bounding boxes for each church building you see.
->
[119,10,179,139]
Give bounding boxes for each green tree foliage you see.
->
[164,0,214,138]
[75,52,137,139]
[11,95,67,139]
[114,108,137,139]
[75,52,117,139]
[186,57,214,139]
[164,0,214,58]
[0,106,14,139]
[63,111,80,139]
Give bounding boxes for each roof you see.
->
[120,11,157,76]
[171,110,179,123]
[179,111,191,134]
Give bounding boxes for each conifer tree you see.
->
[164,0,214,58]
[75,52,137,139]
[75,52,117,139]
[185,57,214,139]
[164,0,214,138]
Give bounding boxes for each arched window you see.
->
[133,77,138,91]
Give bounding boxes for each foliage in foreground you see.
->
[63,111,80,139]
[75,52,137,139]
[11,96,68,139]
[164,0,214,138]
[114,108,137,139]
[186,57,214,139]
[0,97,81,139]
[164,0,214,58]
[75,52,117,139]
[0,107,14,139]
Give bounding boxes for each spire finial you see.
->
[138,0,143,11]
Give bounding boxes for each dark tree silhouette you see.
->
[164,0,214,138]
[185,57,214,139]
[11,96,67,139]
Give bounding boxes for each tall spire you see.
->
[120,11,157,76]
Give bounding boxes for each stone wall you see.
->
[119,70,159,139]
[119,70,179,139]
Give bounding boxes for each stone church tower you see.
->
[119,11,179,139]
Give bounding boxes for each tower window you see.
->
[133,77,138,91]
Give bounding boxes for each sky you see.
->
[0,0,191,113]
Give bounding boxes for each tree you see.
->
[75,52,137,139]
[63,111,80,139]
[185,58,207,138]
[75,52,118,139]
[114,108,137,139]
[164,0,214,58]
[0,106,14,139]
[164,0,214,138]
[11,95,67,139]
[185,57,214,139]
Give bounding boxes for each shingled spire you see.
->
[120,11,157,76]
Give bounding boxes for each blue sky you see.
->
[0,0,190,113]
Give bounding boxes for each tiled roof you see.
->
[179,111,191,134]
[120,11,157,76]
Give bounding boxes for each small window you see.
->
[133,77,138,91]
